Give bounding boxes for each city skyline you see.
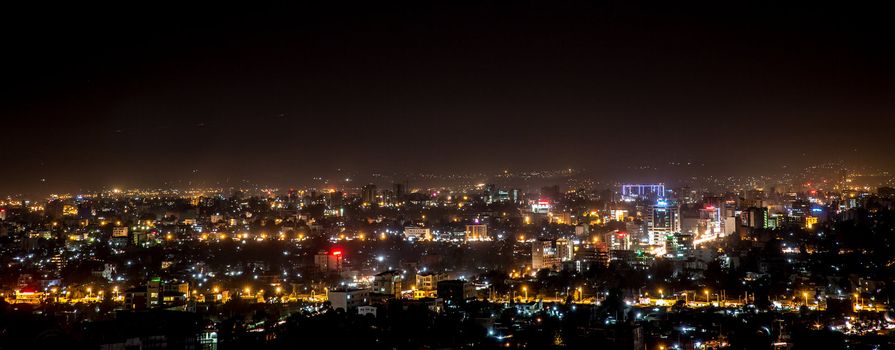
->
[2,2,894,348]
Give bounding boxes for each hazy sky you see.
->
[1,1,892,194]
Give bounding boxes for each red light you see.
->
[705,206,715,210]
[332,250,342,256]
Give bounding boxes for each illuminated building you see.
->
[741,207,768,229]
[112,226,129,237]
[621,184,665,202]
[555,238,574,261]
[404,227,432,240]
[372,270,403,297]
[610,209,628,222]
[549,212,573,225]
[415,271,448,291]
[358,305,378,317]
[574,243,609,270]
[682,205,728,244]
[647,199,680,246]
[607,230,632,251]
[530,200,551,214]
[328,288,370,311]
[532,240,560,271]
[13,288,43,304]
[665,232,693,259]
[464,224,489,241]
[805,216,818,229]
[314,249,344,272]
[124,277,188,309]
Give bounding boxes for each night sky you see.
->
[2,1,892,194]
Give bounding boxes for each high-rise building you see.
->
[606,230,632,251]
[362,184,377,205]
[532,240,560,271]
[647,198,680,246]
[510,189,522,203]
[555,238,574,261]
[392,183,406,198]
[741,207,769,229]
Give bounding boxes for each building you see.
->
[665,232,693,259]
[328,288,370,311]
[358,305,378,317]
[549,212,573,225]
[112,226,129,238]
[606,230,632,251]
[372,270,403,297]
[530,200,551,214]
[621,184,665,201]
[464,224,489,242]
[573,243,609,271]
[13,288,44,304]
[574,223,590,237]
[532,240,560,271]
[362,184,377,205]
[404,227,432,240]
[741,207,769,229]
[610,209,629,222]
[555,238,574,261]
[314,250,344,272]
[437,280,476,304]
[647,198,680,247]
[805,216,819,229]
[124,278,189,310]
[415,271,448,291]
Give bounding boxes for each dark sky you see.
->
[1,1,892,194]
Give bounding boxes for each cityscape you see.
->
[2,1,893,350]
[2,166,895,349]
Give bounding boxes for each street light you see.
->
[704,290,710,303]
[522,286,528,301]
[802,292,809,306]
